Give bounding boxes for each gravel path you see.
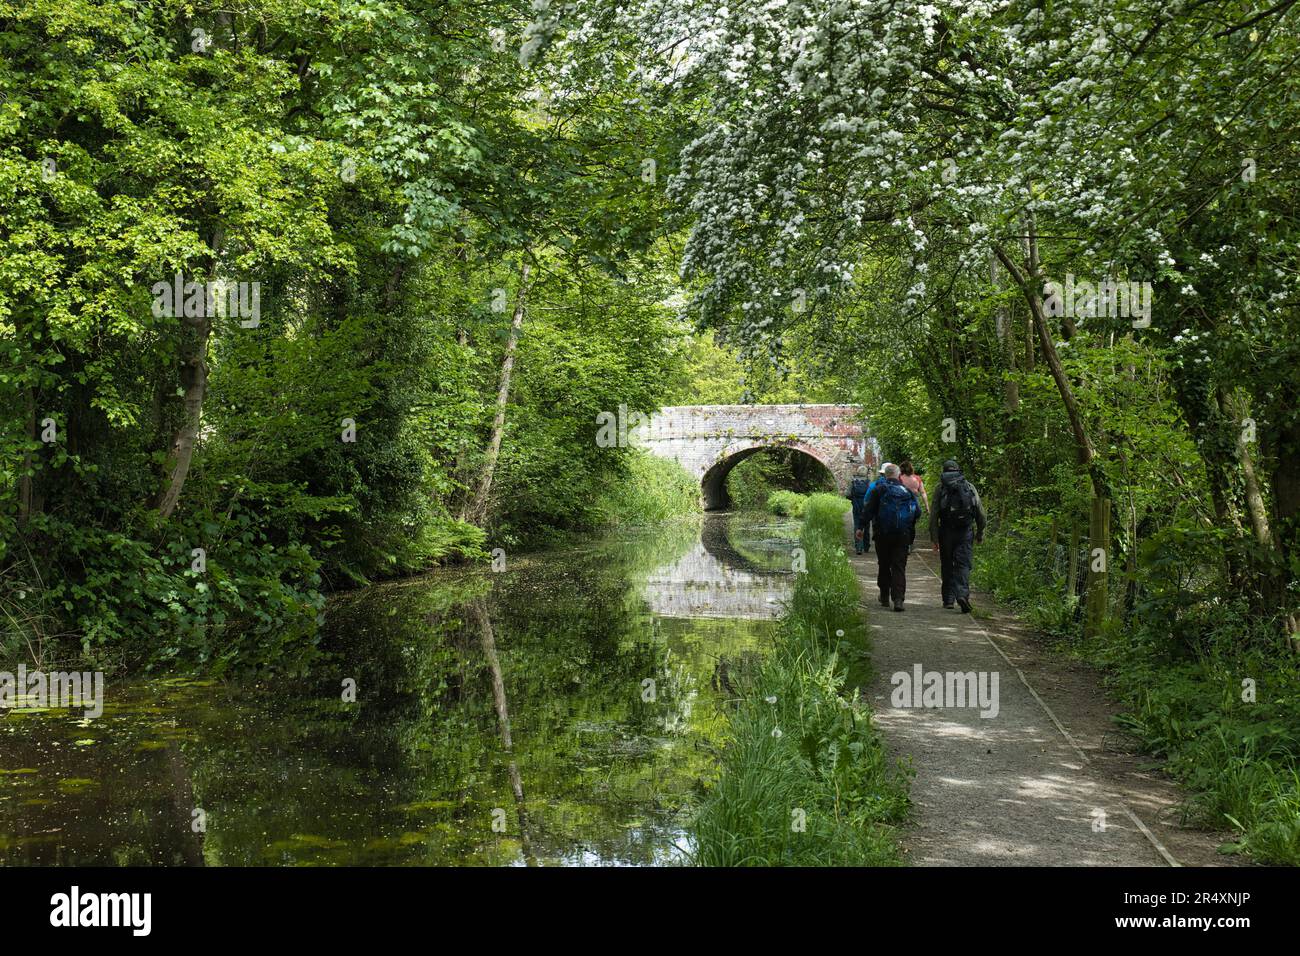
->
[846,514,1244,867]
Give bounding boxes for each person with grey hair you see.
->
[845,464,875,554]
[862,461,920,611]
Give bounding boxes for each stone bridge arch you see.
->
[699,439,841,511]
[640,404,876,510]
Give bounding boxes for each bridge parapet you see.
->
[641,404,875,509]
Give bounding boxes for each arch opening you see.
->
[700,443,840,511]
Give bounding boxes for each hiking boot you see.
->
[943,601,955,609]
[879,592,890,607]
[892,602,905,612]
[957,597,972,614]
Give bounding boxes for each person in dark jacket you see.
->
[928,459,987,613]
[845,465,873,554]
[863,463,920,612]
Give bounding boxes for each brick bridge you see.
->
[640,404,875,509]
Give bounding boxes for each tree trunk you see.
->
[471,599,535,864]
[463,260,531,524]
[156,319,210,520]
[991,251,1019,497]
[1085,496,1111,638]
[1049,515,1059,575]
[1170,373,1248,589]
[992,252,1019,415]
[1067,516,1081,602]
[157,230,223,520]
[1024,300,1036,372]
[992,233,1104,499]
[1267,406,1300,650]
[1221,388,1272,548]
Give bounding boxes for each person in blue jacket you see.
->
[862,462,920,611]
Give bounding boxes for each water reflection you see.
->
[0,513,798,866]
[644,513,800,620]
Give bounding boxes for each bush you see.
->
[765,489,808,517]
[2,508,324,676]
[593,450,701,527]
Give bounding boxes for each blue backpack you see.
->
[875,481,918,535]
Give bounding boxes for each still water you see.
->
[0,514,799,866]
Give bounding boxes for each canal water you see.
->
[0,513,799,866]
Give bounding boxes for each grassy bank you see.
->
[692,493,910,865]
[765,489,809,517]
[978,525,1300,865]
[593,450,702,528]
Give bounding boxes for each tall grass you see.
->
[595,450,701,526]
[692,493,910,865]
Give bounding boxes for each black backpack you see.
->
[940,480,976,526]
[849,476,871,505]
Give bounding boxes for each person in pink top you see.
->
[897,459,928,552]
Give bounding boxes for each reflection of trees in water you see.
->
[0,705,210,865]
[165,745,206,866]
[469,598,535,866]
[14,524,773,865]
[649,647,699,736]
[710,649,764,702]
[700,512,801,574]
[285,532,718,863]
[479,553,701,863]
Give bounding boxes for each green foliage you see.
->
[3,0,1295,870]
[724,455,786,512]
[487,255,687,548]
[591,450,700,528]
[693,493,909,865]
[9,509,323,675]
[765,489,807,518]
[724,448,836,513]
[662,332,836,405]
[0,0,693,669]
[661,0,1300,862]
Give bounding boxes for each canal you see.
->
[0,513,799,866]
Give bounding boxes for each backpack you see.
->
[849,477,872,507]
[940,479,976,527]
[875,481,918,535]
